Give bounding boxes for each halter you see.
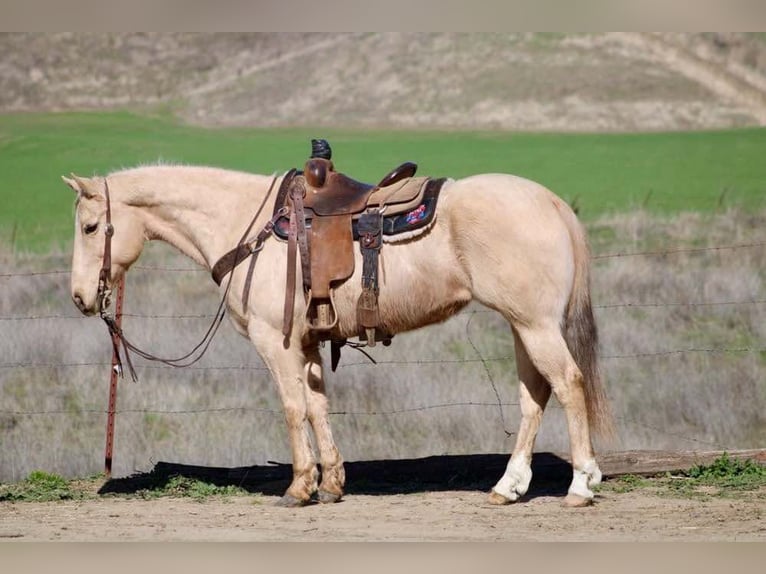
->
[97,178,137,380]
[94,174,281,382]
[97,179,115,320]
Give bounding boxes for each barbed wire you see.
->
[3,297,765,322]
[0,400,524,418]
[0,361,269,371]
[1,345,763,372]
[594,299,766,309]
[1,237,763,457]
[0,313,220,321]
[460,299,766,316]
[592,240,766,260]
[0,269,69,278]
[0,402,726,449]
[335,346,766,366]
[2,238,763,280]
[602,347,764,359]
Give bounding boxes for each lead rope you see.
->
[99,174,280,381]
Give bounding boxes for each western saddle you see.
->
[212,139,446,368]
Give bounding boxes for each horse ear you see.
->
[61,175,79,193]
[62,173,97,199]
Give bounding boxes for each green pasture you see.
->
[0,110,764,251]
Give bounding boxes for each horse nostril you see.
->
[73,294,85,312]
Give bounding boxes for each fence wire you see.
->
[0,403,727,450]
[1,343,764,373]
[3,298,766,322]
[3,239,765,279]
[1,238,764,454]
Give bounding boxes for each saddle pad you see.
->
[273,177,447,242]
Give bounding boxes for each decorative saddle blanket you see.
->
[272,172,445,242]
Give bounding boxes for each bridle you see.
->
[96,179,137,379]
[95,174,281,381]
[97,179,115,319]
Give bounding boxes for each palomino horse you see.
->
[63,164,613,507]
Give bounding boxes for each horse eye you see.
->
[83,223,98,235]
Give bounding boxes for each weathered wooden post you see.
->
[104,278,125,478]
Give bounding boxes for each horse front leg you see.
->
[249,321,318,507]
[303,343,345,503]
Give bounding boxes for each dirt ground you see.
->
[2,486,764,542]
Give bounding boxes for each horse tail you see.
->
[558,204,616,442]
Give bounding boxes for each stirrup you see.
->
[305,289,339,332]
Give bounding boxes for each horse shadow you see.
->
[98,452,573,501]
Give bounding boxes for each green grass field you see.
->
[1,111,764,251]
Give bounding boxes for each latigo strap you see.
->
[356,210,384,346]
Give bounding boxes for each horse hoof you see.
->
[562,493,593,508]
[317,490,342,504]
[275,494,310,508]
[487,490,512,505]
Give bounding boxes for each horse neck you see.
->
[114,166,274,270]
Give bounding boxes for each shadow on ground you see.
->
[98,452,572,499]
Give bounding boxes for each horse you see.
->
[63,163,613,508]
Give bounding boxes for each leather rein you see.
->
[97,175,281,381]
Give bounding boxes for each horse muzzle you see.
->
[72,290,100,316]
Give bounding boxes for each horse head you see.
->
[62,173,145,316]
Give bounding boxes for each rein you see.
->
[97,174,280,381]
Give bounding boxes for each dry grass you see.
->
[2,33,765,131]
[1,209,764,483]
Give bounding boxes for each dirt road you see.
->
[2,487,764,542]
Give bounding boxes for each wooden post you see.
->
[104,278,125,478]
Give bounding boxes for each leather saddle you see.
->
[211,139,446,364]
[275,155,445,346]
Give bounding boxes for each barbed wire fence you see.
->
[1,238,765,476]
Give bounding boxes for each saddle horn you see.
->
[311,139,332,160]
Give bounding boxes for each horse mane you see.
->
[107,162,277,187]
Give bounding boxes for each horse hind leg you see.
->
[512,322,602,507]
[489,329,551,504]
[303,343,345,503]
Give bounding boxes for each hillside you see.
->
[1,32,766,131]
